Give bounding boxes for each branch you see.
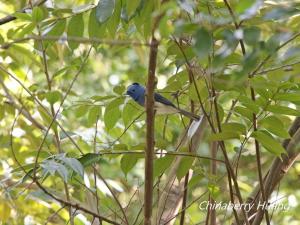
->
[233,117,300,225]
[0,65,83,154]
[223,0,246,55]
[34,181,120,225]
[1,35,151,49]
[174,37,250,225]
[144,36,158,225]
[32,47,91,177]
[250,31,300,76]
[0,0,46,26]
[252,60,300,75]
[0,78,45,130]
[249,117,300,225]
[155,117,207,225]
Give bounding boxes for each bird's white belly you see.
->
[154,102,179,115]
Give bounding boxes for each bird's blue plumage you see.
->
[126,83,199,120]
[154,93,176,107]
[126,83,175,107]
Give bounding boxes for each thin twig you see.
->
[1,35,151,49]
[34,181,120,225]
[32,46,92,177]
[174,36,250,225]
[0,0,46,25]
[0,65,83,154]
[253,60,300,75]
[250,31,300,76]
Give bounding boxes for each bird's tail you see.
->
[178,108,200,120]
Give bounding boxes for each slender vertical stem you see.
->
[179,59,195,225]
[210,142,217,225]
[144,37,159,225]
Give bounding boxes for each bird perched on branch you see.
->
[126,83,200,120]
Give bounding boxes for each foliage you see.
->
[0,0,300,224]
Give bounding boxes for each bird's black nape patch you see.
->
[132,82,140,85]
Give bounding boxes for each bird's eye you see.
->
[132,90,135,92]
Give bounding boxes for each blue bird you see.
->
[126,83,200,120]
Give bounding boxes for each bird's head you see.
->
[126,83,145,101]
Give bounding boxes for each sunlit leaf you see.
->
[209,131,240,141]
[251,130,286,156]
[266,105,300,116]
[120,154,139,176]
[153,155,175,178]
[32,7,44,23]
[45,90,62,104]
[176,157,194,180]
[67,14,84,49]
[96,0,115,23]
[259,116,290,138]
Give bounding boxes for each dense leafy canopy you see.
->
[0,0,300,224]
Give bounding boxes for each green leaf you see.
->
[123,101,141,126]
[153,155,175,178]
[244,27,260,46]
[222,122,246,135]
[41,160,69,181]
[78,153,104,167]
[11,163,35,173]
[56,163,69,181]
[266,105,300,116]
[96,0,115,23]
[208,183,220,199]
[113,144,128,151]
[126,0,140,17]
[67,14,84,49]
[91,95,115,102]
[0,104,4,120]
[251,131,286,156]
[60,131,77,140]
[0,202,11,222]
[113,85,125,95]
[259,116,290,138]
[209,131,240,141]
[104,98,122,130]
[89,8,106,39]
[45,90,62,104]
[134,0,153,38]
[16,23,35,38]
[193,28,212,59]
[236,0,255,13]
[87,105,101,127]
[13,12,32,21]
[75,105,90,118]
[107,0,121,37]
[59,157,84,178]
[188,174,204,188]
[45,19,66,46]
[176,157,195,180]
[274,92,300,102]
[120,154,139,175]
[32,7,44,23]
[239,95,260,114]
[234,106,255,120]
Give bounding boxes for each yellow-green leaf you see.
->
[67,14,84,49]
[251,131,286,156]
[209,131,240,141]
